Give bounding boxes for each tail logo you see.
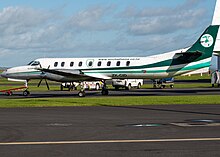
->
[200,34,214,48]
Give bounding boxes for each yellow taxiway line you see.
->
[0,138,220,146]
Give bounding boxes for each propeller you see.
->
[37,78,50,90]
[37,65,50,90]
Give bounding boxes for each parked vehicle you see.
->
[112,79,143,90]
[61,82,78,91]
[61,81,102,91]
[153,78,174,89]
[83,81,103,90]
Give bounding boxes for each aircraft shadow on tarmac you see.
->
[100,105,220,116]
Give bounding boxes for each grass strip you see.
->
[0,95,220,108]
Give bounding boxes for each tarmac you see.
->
[1,85,220,156]
[0,105,220,157]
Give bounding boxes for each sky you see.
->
[0,0,217,67]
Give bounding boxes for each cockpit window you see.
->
[28,61,34,65]
[28,61,40,66]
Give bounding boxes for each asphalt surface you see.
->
[0,105,220,157]
[1,87,220,98]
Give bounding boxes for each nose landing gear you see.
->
[23,90,30,96]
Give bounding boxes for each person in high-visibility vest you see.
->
[211,70,220,87]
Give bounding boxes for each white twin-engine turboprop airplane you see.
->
[1,0,220,97]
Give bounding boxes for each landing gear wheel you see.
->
[161,85,165,89]
[60,84,63,91]
[95,84,100,90]
[115,86,119,90]
[137,83,141,89]
[78,91,85,97]
[78,82,86,97]
[23,90,30,96]
[101,80,109,95]
[102,89,109,95]
[126,84,132,90]
[170,85,174,88]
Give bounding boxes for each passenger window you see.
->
[116,61,120,66]
[107,61,111,66]
[88,61,93,67]
[54,62,58,67]
[126,61,130,66]
[70,62,74,67]
[97,61,102,67]
[78,61,82,67]
[61,62,65,67]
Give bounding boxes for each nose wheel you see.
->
[23,90,30,96]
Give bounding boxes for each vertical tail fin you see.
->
[171,0,220,75]
[212,0,220,25]
[186,0,220,61]
[186,25,219,62]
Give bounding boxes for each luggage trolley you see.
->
[0,86,29,96]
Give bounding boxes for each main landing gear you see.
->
[78,82,86,97]
[78,81,109,97]
[101,80,109,96]
[23,81,30,96]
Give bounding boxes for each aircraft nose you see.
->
[1,70,8,78]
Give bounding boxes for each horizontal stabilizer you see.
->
[175,51,202,62]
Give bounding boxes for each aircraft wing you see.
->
[37,68,82,76]
[37,68,111,80]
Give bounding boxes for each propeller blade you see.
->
[45,79,50,90]
[38,64,50,90]
[37,79,43,87]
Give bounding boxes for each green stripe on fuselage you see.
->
[84,61,210,74]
